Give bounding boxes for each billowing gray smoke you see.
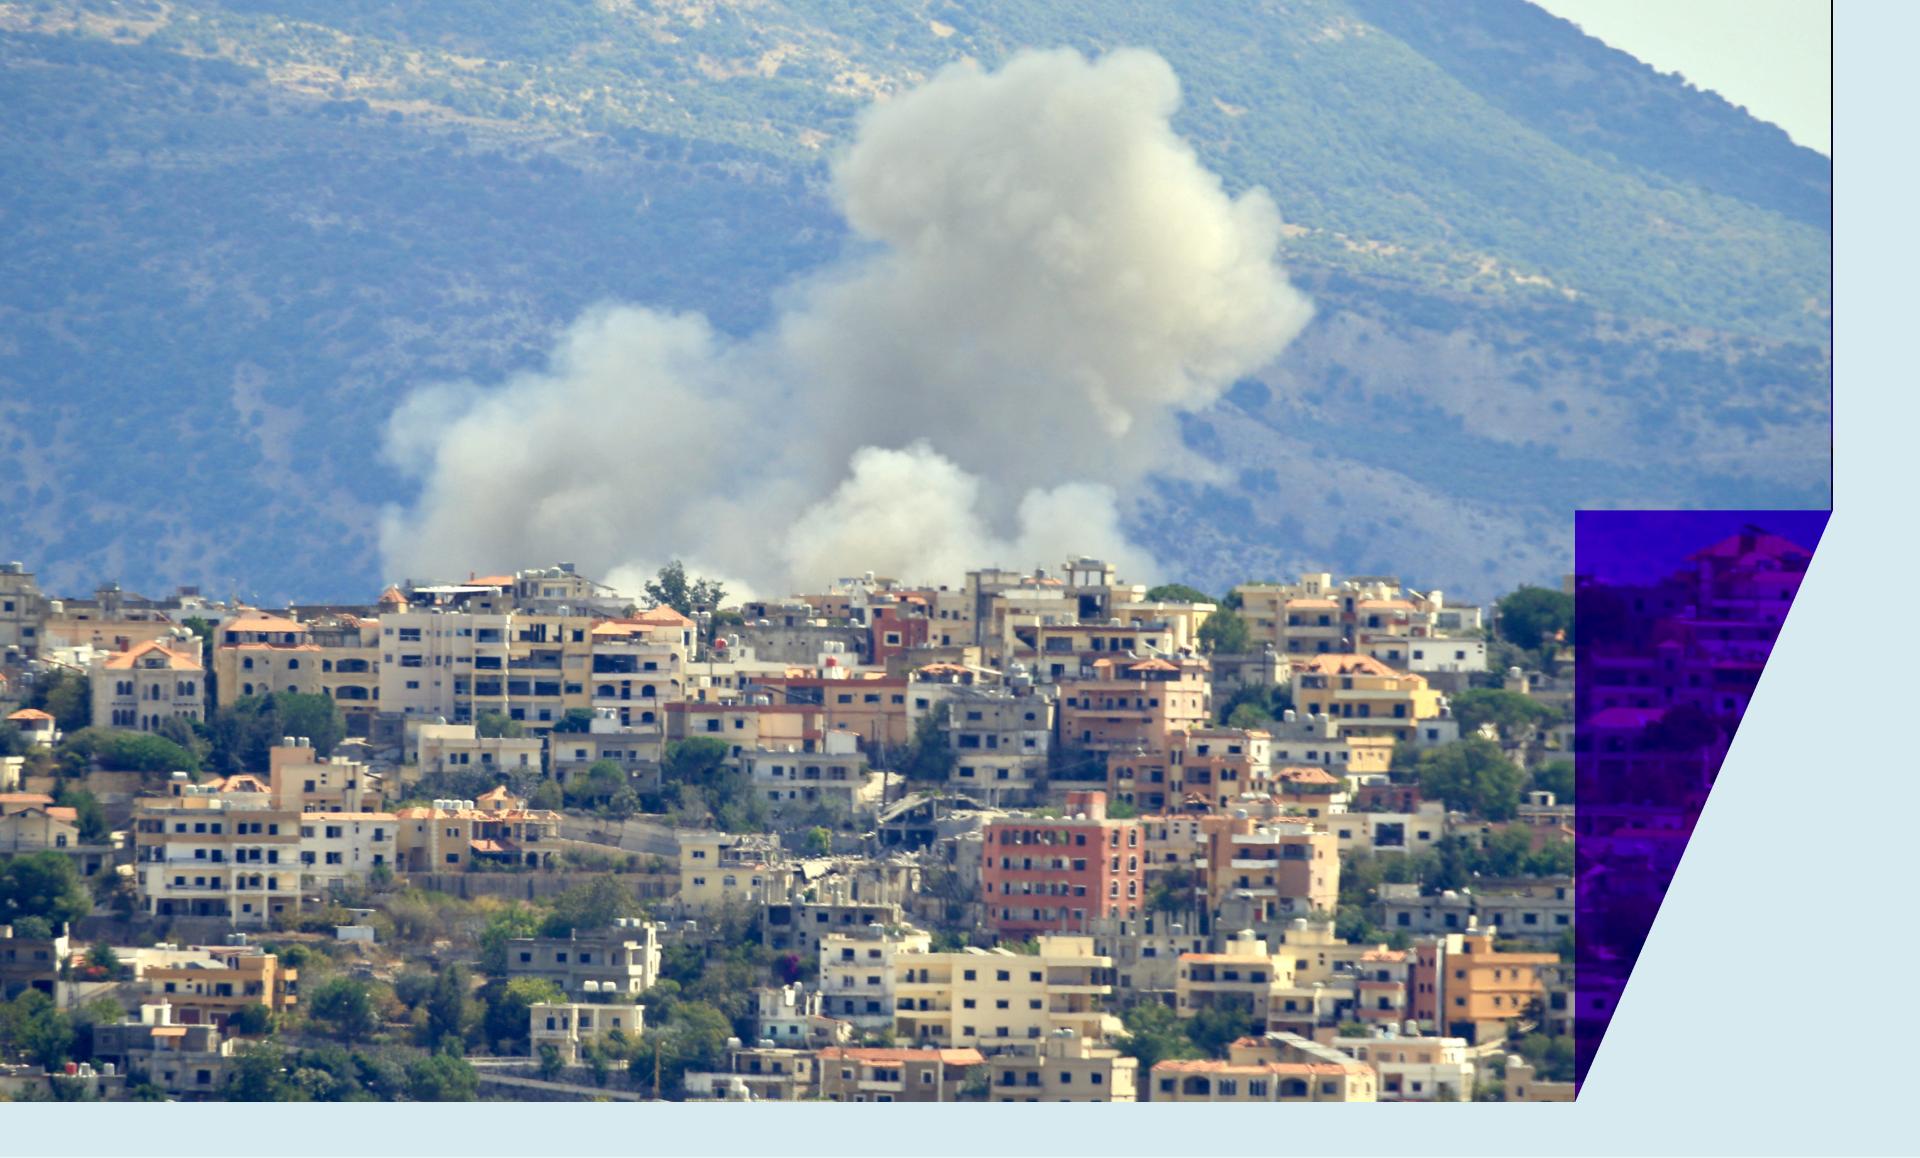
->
[379,48,1313,599]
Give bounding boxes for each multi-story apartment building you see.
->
[212,613,320,706]
[1262,710,1396,778]
[1201,817,1339,921]
[91,634,205,735]
[1291,654,1445,744]
[410,721,544,779]
[986,1031,1139,1102]
[892,936,1121,1050]
[946,686,1055,806]
[1057,657,1211,753]
[1410,930,1559,1044]
[392,785,561,873]
[1149,1033,1378,1103]
[744,735,876,813]
[1330,1026,1474,1102]
[131,782,302,927]
[819,925,932,1028]
[981,791,1144,938]
[816,1046,985,1103]
[1171,727,1273,812]
[529,1001,646,1064]
[0,561,47,659]
[141,945,298,1029]
[677,831,799,914]
[307,614,382,733]
[506,921,663,999]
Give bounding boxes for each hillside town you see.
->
[0,554,1587,1103]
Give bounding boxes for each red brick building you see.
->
[982,791,1145,938]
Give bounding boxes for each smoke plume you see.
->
[379,48,1312,598]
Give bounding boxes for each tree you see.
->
[308,977,377,1042]
[537,1043,563,1081]
[61,728,199,774]
[550,708,596,734]
[566,759,628,810]
[425,965,475,1052]
[0,851,92,927]
[203,693,345,775]
[1531,759,1574,803]
[526,779,564,811]
[54,786,109,842]
[0,990,75,1068]
[0,721,25,758]
[1116,1002,1202,1072]
[631,1000,732,1097]
[1196,607,1250,655]
[1496,586,1573,652]
[229,1003,276,1037]
[540,877,641,938]
[644,561,725,619]
[482,977,565,1055]
[1415,738,1527,821]
[1227,701,1272,730]
[802,826,832,857]
[1186,1002,1255,1057]
[1144,584,1215,605]
[898,706,954,782]
[28,670,91,734]
[1478,825,1537,878]
[477,903,544,976]
[475,712,524,740]
[405,1051,478,1101]
[86,943,119,972]
[1449,689,1558,739]
[226,1043,299,1101]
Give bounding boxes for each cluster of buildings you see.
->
[1,553,1585,1102]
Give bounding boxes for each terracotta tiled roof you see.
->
[102,640,201,671]
[6,708,54,722]
[221,614,307,635]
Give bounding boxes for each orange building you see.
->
[1058,657,1211,753]
[1410,931,1559,1043]
[982,791,1144,938]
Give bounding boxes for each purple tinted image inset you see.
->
[1573,510,1827,1089]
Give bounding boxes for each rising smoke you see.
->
[379,48,1313,599]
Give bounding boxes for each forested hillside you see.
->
[0,0,1829,600]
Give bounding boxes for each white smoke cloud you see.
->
[379,47,1312,596]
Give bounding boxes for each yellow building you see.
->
[141,945,298,1029]
[213,614,320,706]
[677,831,799,915]
[986,1032,1138,1102]
[1291,654,1444,743]
[392,785,560,873]
[892,936,1121,1049]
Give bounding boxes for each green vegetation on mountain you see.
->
[0,0,1828,600]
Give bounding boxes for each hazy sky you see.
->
[1532,0,1831,155]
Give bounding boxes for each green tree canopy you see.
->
[1116,1001,1203,1072]
[53,785,110,842]
[1530,759,1574,803]
[1414,737,1527,821]
[0,851,93,927]
[0,990,75,1069]
[1449,688,1560,737]
[539,877,642,938]
[475,711,525,739]
[60,727,200,774]
[1496,586,1574,652]
[308,977,377,1042]
[1196,607,1250,655]
[405,1051,479,1101]
[27,670,91,734]
[481,977,566,1056]
[644,561,726,619]
[1144,584,1215,605]
[204,692,344,775]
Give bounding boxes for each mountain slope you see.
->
[0,0,1829,602]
